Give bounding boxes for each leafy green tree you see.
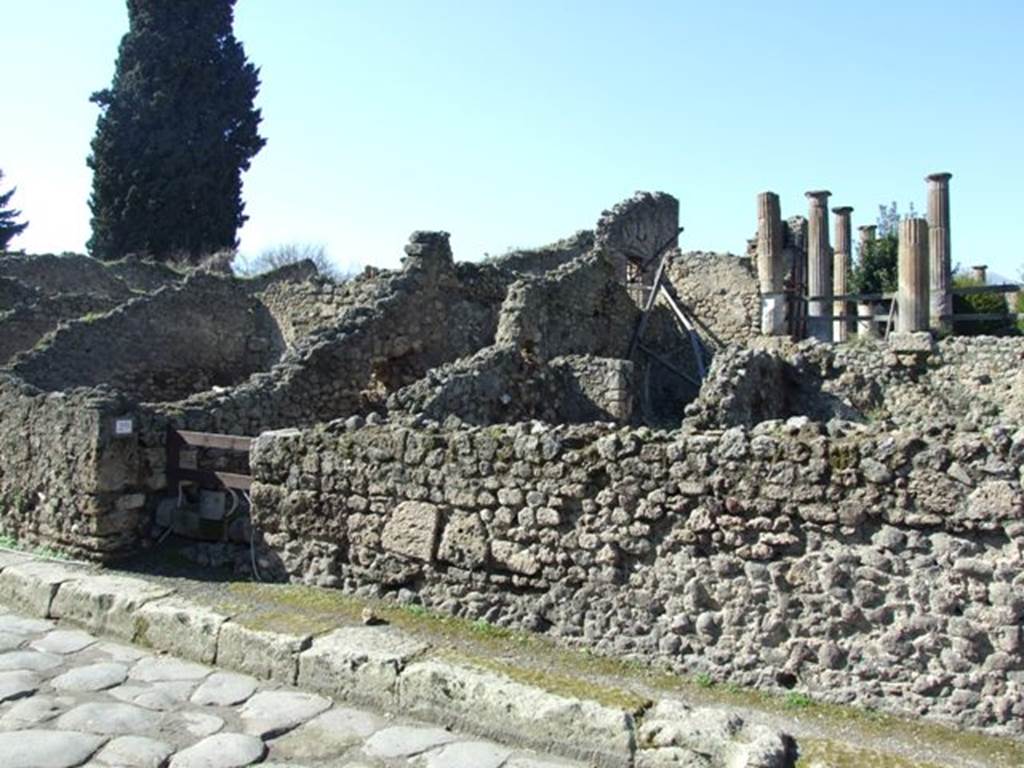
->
[87,0,265,262]
[850,202,914,295]
[952,270,1016,336]
[0,170,29,251]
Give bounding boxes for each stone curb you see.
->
[0,554,797,768]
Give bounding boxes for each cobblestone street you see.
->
[0,606,582,768]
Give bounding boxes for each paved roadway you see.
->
[0,605,583,768]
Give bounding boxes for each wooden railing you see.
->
[166,429,253,491]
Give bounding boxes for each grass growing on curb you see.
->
[796,739,946,768]
[0,532,75,562]
[195,580,1024,768]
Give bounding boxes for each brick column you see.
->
[832,206,853,342]
[926,172,952,331]
[805,190,833,341]
[756,192,786,335]
[897,218,930,333]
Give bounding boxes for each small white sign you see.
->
[114,418,134,436]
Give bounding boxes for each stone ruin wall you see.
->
[2,190,1023,740]
[0,379,150,559]
[249,414,1024,733]
[0,254,186,365]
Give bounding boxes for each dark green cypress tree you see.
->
[0,170,29,251]
[87,0,265,262]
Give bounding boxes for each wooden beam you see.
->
[174,430,253,452]
[658,285,707,378]
[637,343,702,388]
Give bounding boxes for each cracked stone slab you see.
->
[0,695,70,729]
[363,725,458,759]
[111,680,198,711]
[0,649,64,673]
[0,614,55,636]
[0,670,39,703]
[169,732,267,768]
[56,701,163,736]
[191,672,258,706]
[94,735,174,768]
[268,706,387,761]
[179,711,226,738]
[297,626,428,708]
[0,562,82,618]
[94,640,150,664]
[216,622,310,685]
[239,690,332,738]
[0,729,106,768]
[135,598,229,664]
[30,629,97,655]
[51,662,128,692]
[50,575,174,641]
[419,741,514,768]
[398,660,635,768]
[0,630,26,651]
[131,656,211,683]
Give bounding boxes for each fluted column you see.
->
[756,192,786,335]
[832,206,853,342]
[926,172,952,331]
[805,190,833,341]
[897,218,930,333]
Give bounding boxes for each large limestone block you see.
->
[135,597,229,663]
[217,621,311,685]
[0,561,83,617]
[50,575,173,641]
[297,626,428,709]
[381,501,441,561]
[437,511,489,568]
[397,659,635,768]
[636,700,796,768]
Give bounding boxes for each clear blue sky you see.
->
[3,1,1022,278]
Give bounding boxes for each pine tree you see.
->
[0,170,29,251]
[87,0,265,262]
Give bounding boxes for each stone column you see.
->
[756,192,786,335]
[805,190,833,341]
[926,172,952,331]
[832,206,853,342]
[855,224,878,337]
[857,225,876,252]
[897,218,930,333]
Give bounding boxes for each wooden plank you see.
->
[627,253,672,359]
[950,283,1021,296]
[942,312,1024,321]
[175,430,253,452]
[805,291,895,302]
[173,467,253,491]
[658,285,707,378]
